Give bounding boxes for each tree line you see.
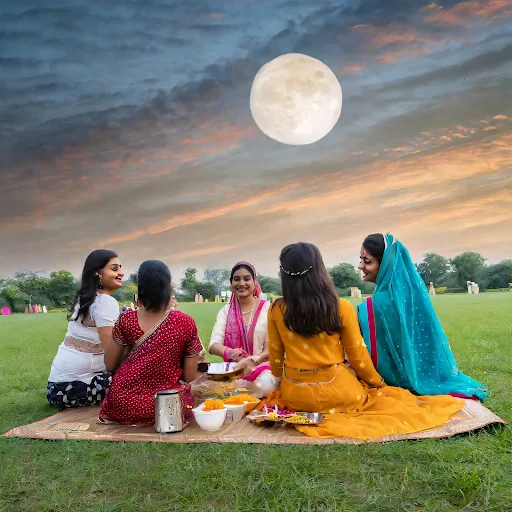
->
[1,252,510,312]
[173,252,512,300]
[415,252,511,291]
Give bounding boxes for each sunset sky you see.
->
[1,0,511,281]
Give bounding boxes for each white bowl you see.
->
[224,403,246,422]
[193,404,227,431]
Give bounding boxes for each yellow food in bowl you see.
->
[202,399,225,412]
[224,394,259,405]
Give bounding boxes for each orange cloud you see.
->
[455,125,476,133]
[254,132,512,230]
[100,185,298,246]
[340,64,365,75]
[423,0,512,26]
[493,114,509,120]
[370,27,420,46]
[211,11,223,19]
[377,47,432,64]
[0,117,259,237]
[484,126,497,131]
[171,244,240,261]
[172,122,257,163]
[4,124,511,275]
[352,22,442,48]
[350,21,448,64]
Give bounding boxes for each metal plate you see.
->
[205,362,244,381]
[247,410,325,425]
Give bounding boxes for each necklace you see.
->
[242,298,257,315]
[244,304,256,328]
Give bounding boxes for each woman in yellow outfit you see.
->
[267,242,465,440]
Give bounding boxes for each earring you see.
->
[96,274,104,290]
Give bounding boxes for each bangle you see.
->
[223,348,231,362]
[250,355,261,365]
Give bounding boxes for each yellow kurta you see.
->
[267,299,465,439]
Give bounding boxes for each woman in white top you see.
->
[46,250,123,410]
[208,261,280,398]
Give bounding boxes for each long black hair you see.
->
[70,249,118,322]
[276,242,342,338]
[362,233,385,263]
[137,260,172,312]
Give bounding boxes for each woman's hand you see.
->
[226,348,249,362]
[234,356,257,378]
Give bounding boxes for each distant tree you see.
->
[258,275,282,295]
[113,281,138,303]
[1,285,24,311]
[416,253,450,285]
[450,252,486,287]
[203,267,230,289]
[180,268,198,295]
[46,270,77,308]
[195,281,216,301]
[129,272,138,284]
[480,260,512,289]
[329,263,361,289]
[13,270,50,305]
[436,271,460,289]
[359,281,376,295]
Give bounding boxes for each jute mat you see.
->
[2,399,506,445]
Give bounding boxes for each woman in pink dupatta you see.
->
[208,262,280,397]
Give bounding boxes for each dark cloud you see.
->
[347,77,512,153]
[1,0,511,276]
[0,0,448,168]
[188,24,238,33]
[378,44,512,93]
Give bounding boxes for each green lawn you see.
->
[0,295,510,511]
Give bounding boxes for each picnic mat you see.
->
[3,399,506,445]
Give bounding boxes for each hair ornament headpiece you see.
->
[280,264,313,276]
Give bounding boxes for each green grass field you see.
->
[1,295,510,511]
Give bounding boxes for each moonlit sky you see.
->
[1,0,511,280]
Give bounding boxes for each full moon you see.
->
[250,53,343,145]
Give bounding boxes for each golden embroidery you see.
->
[63,336,103,354]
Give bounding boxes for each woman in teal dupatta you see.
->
[357,233,487,400]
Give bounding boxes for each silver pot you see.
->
[155,389,185,433]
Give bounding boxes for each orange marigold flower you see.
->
[202,399,225,412]
[224,394,260,405]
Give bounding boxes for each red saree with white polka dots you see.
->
[99,309,203,425]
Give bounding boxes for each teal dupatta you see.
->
[357,234,488,400]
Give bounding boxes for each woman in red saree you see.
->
[99,260,203,425]
[208,261,280,397]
